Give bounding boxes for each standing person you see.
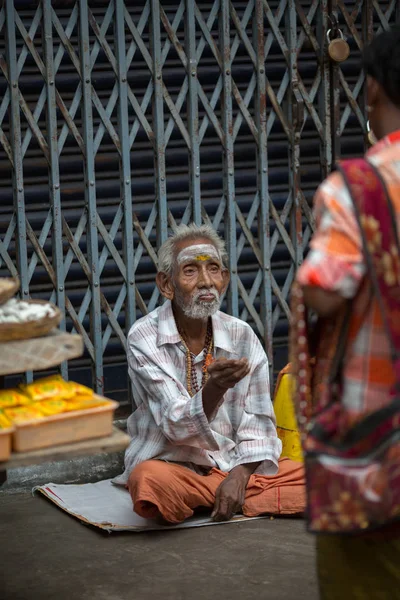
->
[292,28,400,599]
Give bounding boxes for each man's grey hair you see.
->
[157,223,228,275]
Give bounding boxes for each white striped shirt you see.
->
[114,300,281,485]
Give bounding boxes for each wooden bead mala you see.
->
[178,319,214,397]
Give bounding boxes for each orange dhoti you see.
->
[128,457,306,524]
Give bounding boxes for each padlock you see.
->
[327,29,350,63]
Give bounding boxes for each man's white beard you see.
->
[174,287,221,321]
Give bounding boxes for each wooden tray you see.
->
[0,299,62,342]
[0,427,14,461]
[12,397,118,452]
[1,427,130,469]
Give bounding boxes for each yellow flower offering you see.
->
[64,396,109,412]
[0,389,30,408]
[67,381,94,397]
[37,399,68,416]
[0,411,12,429]
[4,405,44,424]
[20,375,75,402]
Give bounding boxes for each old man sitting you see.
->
[114,224,305,524]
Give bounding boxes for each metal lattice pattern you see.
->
[332,0,400,158]
[0,0,398,399]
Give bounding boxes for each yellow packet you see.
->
[4,405,44,424]
[0,411,12,429]
[67,381,94,397]
[37,399,68,416]
[0,389,30,408]
[20,375,75,402]
[64,396,109,412]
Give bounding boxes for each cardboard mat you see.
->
[35,479,266,532]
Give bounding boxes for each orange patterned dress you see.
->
[295,131,400,598]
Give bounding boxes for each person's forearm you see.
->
[302,285,345,317]
[201,379,226,420]
[227,461,261,485]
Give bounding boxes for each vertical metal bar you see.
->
[330,0,341,162]
[364,0,374,44]
[78,0,103,393]
[319,0,332,179]
[287,0,303,271]
[363,0,373,151]
[150,0,168,246]
[220,0,238,317]
[115,0,136,335]
[254,0,273,379]
[5,0,29,301]
[185,0,201,225]
[43,0,67,379]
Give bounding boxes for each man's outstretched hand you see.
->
[202,358,250,420]
[207,357,250,390]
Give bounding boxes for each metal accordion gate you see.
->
[0,0,398,410]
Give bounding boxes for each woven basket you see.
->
[0,299,62,342]
[0,277,20,306]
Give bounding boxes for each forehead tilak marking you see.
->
[176,243,221,265]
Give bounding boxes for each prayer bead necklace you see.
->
[178,319,214,397]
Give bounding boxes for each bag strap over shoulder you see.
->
[338,159,400,374]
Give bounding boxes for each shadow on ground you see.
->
[0,493,317,600]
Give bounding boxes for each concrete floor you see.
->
[0,494,318,600]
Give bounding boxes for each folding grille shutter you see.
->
[0,1,398,414]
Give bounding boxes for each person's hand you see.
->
[211,475,246,522]
[207,358,250,391]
